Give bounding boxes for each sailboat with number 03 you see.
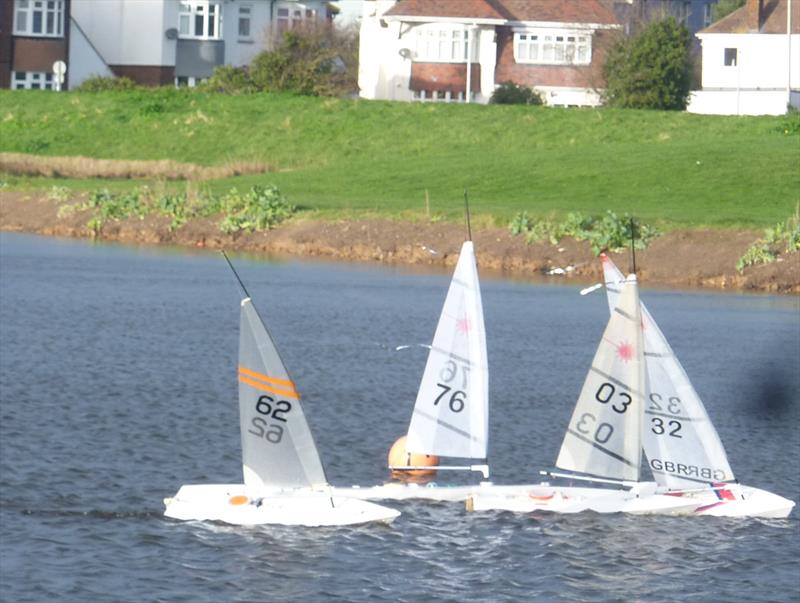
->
[466,259,795,518]
[163,255,400,526]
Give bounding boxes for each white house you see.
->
[689,0,799,115]
[68,0,334,88]
[358,0,622,106]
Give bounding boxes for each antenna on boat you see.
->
[464,189,472,241]
[629,217,637,275]
[221,250,251,299]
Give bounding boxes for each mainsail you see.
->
[556,276,645,482]
[601,256,735,489]
[406,241,489,460]
[238,298,328,490]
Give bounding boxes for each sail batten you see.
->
[406,241,489,460]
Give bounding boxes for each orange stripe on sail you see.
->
[238,365,295,388]
[238,375,300,399]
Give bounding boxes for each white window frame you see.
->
[723,47,738,67]
[412,89,465,103]
[178,1,222,40]
[174,75,206,88]
[238,3,253,41]
[514,29,592,66]
[413,25,475,63]
[13,0,64,38]
[12,71,53,90]
[275,2,316,34]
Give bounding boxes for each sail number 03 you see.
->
[248,395,292,444]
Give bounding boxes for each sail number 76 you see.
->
[434,383,465,413]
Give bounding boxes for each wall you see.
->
[68,18,114,88]
[71,0,173,67]
[699,33,800,91]
[688,88,797,114]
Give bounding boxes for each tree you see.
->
[713,0,746,22]
[249,23,359,97]
[602,17,691,110]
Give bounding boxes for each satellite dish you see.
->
[398,48,411,59]
[165,28,178,40]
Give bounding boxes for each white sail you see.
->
[238,298,328,490]
[601,255,735,489]
[406,241,489,460]
[556,276,644,482]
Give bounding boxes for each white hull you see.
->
[466,482,795,519]
[164,484,400,527]
[332,482,548,503]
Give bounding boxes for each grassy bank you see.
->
[1,89,798,228]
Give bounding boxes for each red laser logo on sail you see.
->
[456,315,471,334]
[616,341,634,362]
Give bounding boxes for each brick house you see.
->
[1,0,336,90]
[688,0,799,115]
[0,0,71,90]
[358,0,622,106]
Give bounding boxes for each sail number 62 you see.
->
[248,395,292,444]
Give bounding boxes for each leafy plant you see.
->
[198,66,256,95]
[218,185,296,233]
[47,185,71,202]
[509,211,532,235]
[603,17,692,110]
[76,76,138,92]
[736,242,776,273]
[736,208,799,272]
[509,210,659,255]
[490,82,543,105]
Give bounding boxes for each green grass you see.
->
[1,89,798,228]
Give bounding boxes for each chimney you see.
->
[747,0,764,31]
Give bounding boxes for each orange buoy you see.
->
[387,435,439,482]
[228,495,249,506]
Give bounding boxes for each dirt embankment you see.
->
[1,192,798,293]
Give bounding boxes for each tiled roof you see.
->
[701,0,799,34]
[384,0,618,25]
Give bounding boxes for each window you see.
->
[238,4,252,39]
[514,30,591,65]
[413,27,474,63]
[703,3,713,28]
[681,2,691,25]
[276,2,315,34]
[12,71,53,90]
[175,76,206,88]
[412,89,465,103]
[178,1,222,40]
[13,0,64,37]
[724,48,738,66]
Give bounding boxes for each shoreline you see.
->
[1,192,798,294]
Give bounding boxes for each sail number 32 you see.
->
[248,395,292,444]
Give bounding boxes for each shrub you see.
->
[249,24,358,97]
[603,17,691,110]
[509,210,659,255]
[76,76,138,92]
[218,185,296,233]
[490,82,543,105]
[198,65,256,95]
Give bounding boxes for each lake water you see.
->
[1,233,798,602]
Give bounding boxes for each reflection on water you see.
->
[0,233,798,602]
